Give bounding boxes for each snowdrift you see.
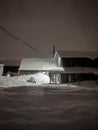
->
[0,73,50,88]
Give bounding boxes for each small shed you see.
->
[0,64,4,76]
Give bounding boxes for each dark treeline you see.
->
[3,66,19,75]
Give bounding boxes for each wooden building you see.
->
[54,50,98,83]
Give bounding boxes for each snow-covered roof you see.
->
[0,64,4,67]
[19,58,59,71]
[48,67,64,72]
[64,67,98,75]
[57,50,98,59]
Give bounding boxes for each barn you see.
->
[54,50,98,83]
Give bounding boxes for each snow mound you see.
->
[0,73,50,88]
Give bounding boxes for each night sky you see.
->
[0,0,98,61]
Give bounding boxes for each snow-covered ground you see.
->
[0,73,98,130]
[0,73,50,88]
[0,72,98,89]
[0,72,80,88]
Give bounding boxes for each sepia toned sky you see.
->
[0,0,98,60]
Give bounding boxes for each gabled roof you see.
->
[19,58,58,71]
[56,50,98,59]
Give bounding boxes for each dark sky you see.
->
[0,0,98,60]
